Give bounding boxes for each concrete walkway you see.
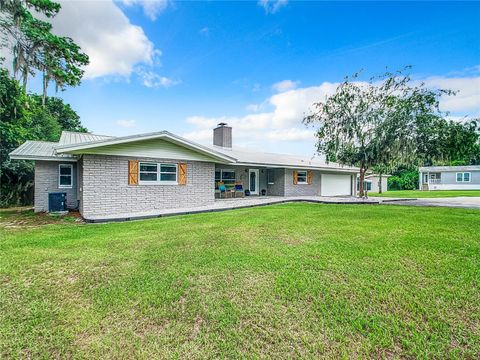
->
[85,196,380,223]
[372,196,480,210]
[85,195,479,223]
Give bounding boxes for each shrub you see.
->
[388,170,419,190]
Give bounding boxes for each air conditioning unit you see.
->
[48,192,67,212]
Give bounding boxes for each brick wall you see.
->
[266,168,285,196]
[34,161,78,212]
[81,155,215,218]
[284,169,321,196]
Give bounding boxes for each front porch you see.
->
[215,165,282,198]
[420,172,442,190]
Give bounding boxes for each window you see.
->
[267,169,275,184]
[456,172,471,182]
[215,169,236,189]
[58,164,73,188]
[365,181,372,191]
[139,163,158,182]
[297,170,307,184]
[139,162,177,184]
[356,180,372,191]
[160,164,177,182]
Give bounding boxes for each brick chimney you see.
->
[213,122,232,148]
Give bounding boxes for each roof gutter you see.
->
[232,162,359,173]
[9,154,77,162]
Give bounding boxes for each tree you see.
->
[31,94,87,132]
[304,68,451,196]
[0,69,87,206]
[0,0,89,103]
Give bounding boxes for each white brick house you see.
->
[10,124,359,221]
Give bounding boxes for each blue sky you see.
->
[31,1,480,155]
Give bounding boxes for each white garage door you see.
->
[321,174,352,196]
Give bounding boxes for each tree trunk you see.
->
[42,72,48,106]
[378,173,383,194]
[359,167,366,197]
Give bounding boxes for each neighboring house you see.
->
[366,174,390,193]
[10,123,359,220]
[419,165,480,190]
[356,174,390,193]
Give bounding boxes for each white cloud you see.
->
[258,0,288,14]
[266,128,315,141]
[272,79,299,92]
[422,76,480,115]
[269,82,339,127]
[137,68,180,88]
[116,119,137,128]
[183,69,480,153]
[51,1,158,80]
[246,103,262,112]
[122,0,170,21]
[199,27,209,35]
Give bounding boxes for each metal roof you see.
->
[9,141,76,161]
[55,131,236,163]
[59,131,113,145]
[10,130,360,172]
[208,145,359,172]
[419,165,480,172]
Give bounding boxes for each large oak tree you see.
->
[304,68,452,196]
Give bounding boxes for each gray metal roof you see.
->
[10,130,360,172]
[9,141,76,161]
[55,131,237,162]
[208,145,359,172]
[59,131,113,145]
[419,165,480,172]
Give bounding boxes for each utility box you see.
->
[48,192,67,212]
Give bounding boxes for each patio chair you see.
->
[218,182,226,199]
[218,183,233,199]
[234,182,244,198]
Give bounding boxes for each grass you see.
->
[370,189,480,198]
[1,204,479,358]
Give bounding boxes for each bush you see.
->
[388,170,419,190]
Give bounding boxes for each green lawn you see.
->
[1,204,479,358]
[370,189,480,198]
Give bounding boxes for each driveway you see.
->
[374,197,480,209]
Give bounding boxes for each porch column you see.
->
[419,171,422,190]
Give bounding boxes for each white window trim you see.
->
[58,164,73,188]
[296,170,308,185]
[456,172,471,183]
[138,162,178,185]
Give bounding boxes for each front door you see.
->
[249,169,259,195]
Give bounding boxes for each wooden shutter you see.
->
[307,170,313,185]
[128,160,139,186]
[178,163,187,185]
[293,171,298,185]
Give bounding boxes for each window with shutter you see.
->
[296,171,307,184]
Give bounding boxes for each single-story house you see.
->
[362,174,391,193]
[419,165,480,190]
[9,123,359,220]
